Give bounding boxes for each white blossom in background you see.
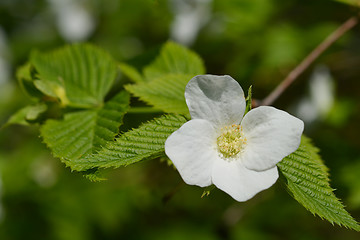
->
[295,65,335,123]
[30,158,57,188]
[48,0,96,42]
[169,0,212,46]
[165,75,304,201]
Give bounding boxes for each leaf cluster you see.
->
[3,41,359,230]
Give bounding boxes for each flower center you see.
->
[217,124,247,159]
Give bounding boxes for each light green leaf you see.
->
[143,41,205,81]
[125,73,193,114]
[31,43,118,108]
[25,103,48,120]
[3,102,47,127]
[66,114,188,171]
[119,62,145,83]
[33,79,64,99]
[278,136,360,231]
[40,91,129,161]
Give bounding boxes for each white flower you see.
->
[165,75,304,202]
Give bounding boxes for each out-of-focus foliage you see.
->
[335,0,360,7]
[1,0,360,239]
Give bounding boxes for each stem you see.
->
[261,16,358,106]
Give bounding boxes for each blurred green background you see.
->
[1,0,360,239]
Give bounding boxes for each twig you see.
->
[261,16,359,106]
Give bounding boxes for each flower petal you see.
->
[165,119,218,187]
[212,158,279,202]
[241,106,304,171]
[185,75,246,127]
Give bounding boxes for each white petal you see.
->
[212,158,279,202]
[185,75,246,127]
[165,119,218,187]
[241,106,304,171]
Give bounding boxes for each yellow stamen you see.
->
[217,124,247,160]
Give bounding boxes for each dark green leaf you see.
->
[40,91,130,161]
[278,136,360,231]
[66,114,188,171]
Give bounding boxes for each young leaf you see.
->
[3,102,47,127]
[31,43,118,108]
[119,62,145,83]
[143,41,205,81]
[277,136,360,231]
[16,62,43,99]
[125,73,193,114]
[33,79,65,100]
[40,91,129,161]
[65,114,188,171]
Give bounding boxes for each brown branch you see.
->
[261,16,359,106]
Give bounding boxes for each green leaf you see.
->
[82,168,107,182]
[16,62,43,99]
[3,103,47,127]
[125,73,193,114]
[31,43,118,108]
[33,79,63,99]
[143,41,205,81]
[244,85,252,115]
[124,42,205,114]
[119,62,145,83]
[278,136,360,231]
[66,114,188,171]
[40,91,130,161]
